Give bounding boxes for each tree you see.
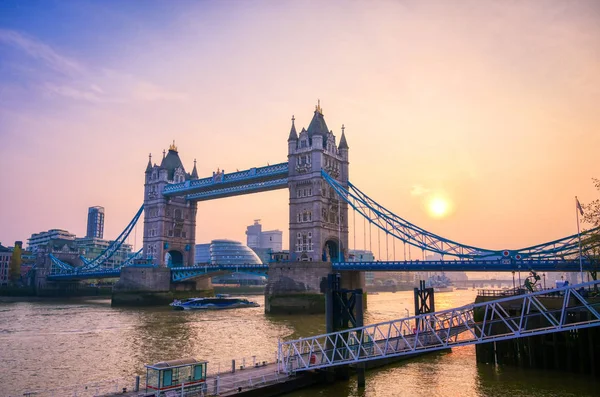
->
[9,242,22,285]
[581,178,600,290]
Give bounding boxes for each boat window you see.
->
[162,369,172,386]
[193,364,204,380]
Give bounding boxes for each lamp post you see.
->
[542,273,546,289]
[512,271,515,289]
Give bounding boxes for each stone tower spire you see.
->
[288,115,298,141]
[287,103,349,263]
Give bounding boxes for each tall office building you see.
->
[86,206,105,239]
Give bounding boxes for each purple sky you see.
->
[0,0,599,255]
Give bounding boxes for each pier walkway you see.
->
[279,280,600,372]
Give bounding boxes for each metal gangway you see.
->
[278,280,600,373]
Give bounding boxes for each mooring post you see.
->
[355,289,366,388]
[414,280,435,331]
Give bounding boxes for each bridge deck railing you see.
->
[278,280,600,373]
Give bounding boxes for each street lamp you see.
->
[542,273,546,289]
[512,271,515,289]
[405,308,409,318]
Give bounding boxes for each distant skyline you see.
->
[1,1,599,255]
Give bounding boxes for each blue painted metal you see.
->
[185,178,288,201]
[322,170,600,260]
[48,254,76,274]
[279,279,600,373]
[78,205,144,272]
[47,269,121,281]
[170,264,269,282]
[162,162,289,198]
[333,259,592,272]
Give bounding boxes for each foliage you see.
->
[9,244,22,285]
[581,178,600,285]
[582,178,600,227]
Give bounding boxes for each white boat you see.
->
[170,296,260,311]
[426,274,455,293]
[434,286,455,293]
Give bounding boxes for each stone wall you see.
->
[264,261,331,314]
[113,266,171,293]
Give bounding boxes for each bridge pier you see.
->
[111,267,213,306]
[264,263,365,314]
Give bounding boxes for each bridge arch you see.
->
[166,250,184,267]
[323,238,344,262]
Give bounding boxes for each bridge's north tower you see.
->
[287,102,349,263]
[143,142,198,267]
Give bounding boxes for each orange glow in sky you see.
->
[0,1,599,254]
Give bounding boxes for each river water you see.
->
[0,290,597,397]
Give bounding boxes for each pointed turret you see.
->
[306,100,329,138]
[145,153,153,173]
[338,124,349,150]
[159,141,186,180]
[191,159,199,179]
[288,115,298,141]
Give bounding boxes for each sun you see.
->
[428,197,450,218]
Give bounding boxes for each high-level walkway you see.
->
[278,280,600,373]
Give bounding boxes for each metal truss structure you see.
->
[170,264,269,282]
[278,280,600,373]
[321,170,600,260]
[333,258,593,272]
[78,205,144,272]
[48,206,144,275]
[186,178,288,201]
[162,162,289,199]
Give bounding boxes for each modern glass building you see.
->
[209,239,262,265]
[86,206,105,239]
[195,240,265,284]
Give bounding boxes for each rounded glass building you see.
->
[209,239,262,265]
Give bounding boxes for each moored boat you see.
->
[170,296,260,310]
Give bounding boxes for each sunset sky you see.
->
[1,0,599,257]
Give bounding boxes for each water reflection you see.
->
[1,292,599,397]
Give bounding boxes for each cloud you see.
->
[0,29,187,104]
[0,29,83,76]
[43,83,104,103]
[410,185,430,196]
[133,81,188,102]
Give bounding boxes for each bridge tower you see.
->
[143,142,198,267]
[287,102,350,263]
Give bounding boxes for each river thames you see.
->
[1,290,598,396]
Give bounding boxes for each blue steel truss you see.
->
[78,205,144,272]
[322,170,600,260]
[48,269,121,281]
[163,162,289,198]
[186,178,288,202]
[48,254,75,274]
[170,264,269,282]
[279,279,600,373]
[333,259,592,272]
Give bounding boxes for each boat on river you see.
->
[170,296,260,311]
[425,274,455,293]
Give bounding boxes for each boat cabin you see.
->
[145,358,208,395]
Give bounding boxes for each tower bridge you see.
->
[36,102,600,309]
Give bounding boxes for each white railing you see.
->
[279,280,600,372]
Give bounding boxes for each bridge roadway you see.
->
[46,258,593,282]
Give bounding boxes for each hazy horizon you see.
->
[1,0,599,256]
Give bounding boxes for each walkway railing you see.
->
[278,280,600,373]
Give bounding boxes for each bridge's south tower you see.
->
[143,142,198,267]
[287,103,349,263]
